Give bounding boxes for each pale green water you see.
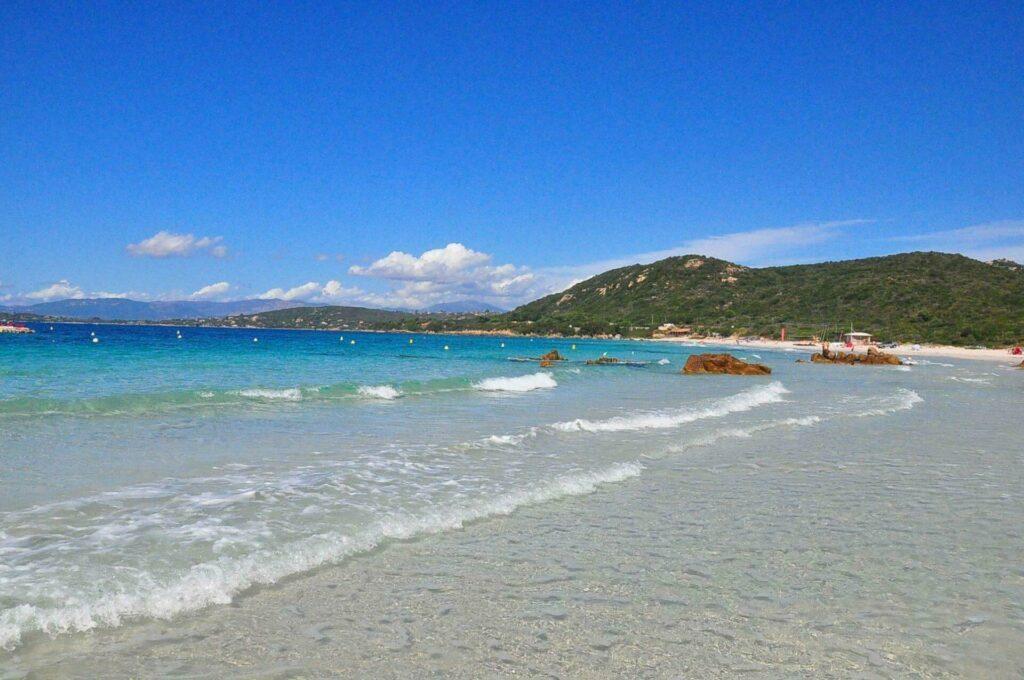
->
[1,324,1022,677]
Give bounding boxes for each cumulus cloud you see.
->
[188,281,232,300]
[25,280,86,301]
[348,243,541,308]
[258,281,322,301]
[350,243,492,280]
[127,231,227,258]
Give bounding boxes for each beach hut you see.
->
[842,331,873,346]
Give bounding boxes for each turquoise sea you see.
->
[1,323,1022,677]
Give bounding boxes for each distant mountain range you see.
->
[0,296,506,321]
[421,300,506,313]
[0,298,316,321]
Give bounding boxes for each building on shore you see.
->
[842,331,873,346]
[0,323,35,334]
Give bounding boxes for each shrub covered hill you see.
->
[503,252,1024,346]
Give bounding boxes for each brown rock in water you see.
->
[540,350,565,362]
[539,359,553,368]
[682,353,772,376]
[586,356,621,365]
[810,347,902,365]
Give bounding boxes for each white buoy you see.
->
[571,344,576,350]
[92,337,99,344]
[444,345,449,351]
[409,338,414,344]
[500,342,505,348]
[90,331,95,337]
[350,339,355,345]
[253,337,259,343]
[339,336,344,341]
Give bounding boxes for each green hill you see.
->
[506,252,1024,345]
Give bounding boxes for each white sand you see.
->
[655,336,1023,364]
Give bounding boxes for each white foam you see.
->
[234,388,303,402]
[474,372,557,393]
[357,384,403,400]
[483,434,527,446]
[551,382,788,433]
[949,376,990,384]
[851,388,924,417]
[668,415,822,452]
[0,462,641,651]
[657,358,671,365]
[915,359,955,367]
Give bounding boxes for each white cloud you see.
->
[347,243,543,308]
[350,243,492,280]
[259,281,322,301]
[536,220,873,295]
[188,281,232,300]
[318,280,363,300]
[25,280,86,301]
[889,220,1024,263]
[127,231,227,258]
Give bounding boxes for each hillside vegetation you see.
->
[177,305,412,330]
[505,252,1024,345]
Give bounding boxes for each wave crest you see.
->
[474,372,557,393]
[0,462,640,651]
[357,385,403,400]
[552,381,788,433]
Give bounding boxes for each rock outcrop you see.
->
[682,353,772,376]
[540,350,565,362]
[586,356,621,365]
[810,345,902,366]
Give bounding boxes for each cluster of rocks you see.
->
[681,353,772,376]
[539,350,565,368]
[586,356,622,366]
[810,345,902,366]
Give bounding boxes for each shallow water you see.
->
[1,324,1022,677]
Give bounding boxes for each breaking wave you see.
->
[551,381,788,433]
[473,372,557,393]
[234,388,303,402]
[356,385,403,400]
[0,462,641,651]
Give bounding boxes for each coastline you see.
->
[655,336,1022,364]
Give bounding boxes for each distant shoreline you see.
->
[655,336,1021,364]
[17,320,1023,362]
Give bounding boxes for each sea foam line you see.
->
[0,462,641,651]
[234,388,303,402]
[356,384,403,400]
[551,381,788,433]
[473,372,557,393]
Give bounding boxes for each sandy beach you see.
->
[656,336,1023,364]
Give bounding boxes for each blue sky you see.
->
[2,1,1022,307]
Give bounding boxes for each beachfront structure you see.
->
[0,323,34,334]
[842,331,873,345]
[653,323,692,338]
